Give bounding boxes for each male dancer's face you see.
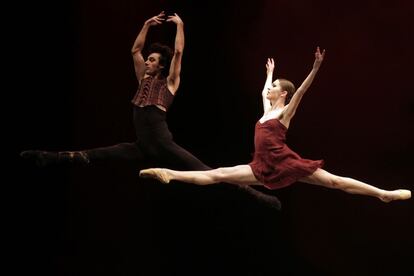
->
[145,53,164,76]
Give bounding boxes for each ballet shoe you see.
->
[20,150,90,167]
[381,189,411,203]
[20,150,58,167]
[139,168,171,184]
[397,189,411,200]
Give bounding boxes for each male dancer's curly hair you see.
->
[148,42,173,77]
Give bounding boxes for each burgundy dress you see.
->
[248,118,323,189]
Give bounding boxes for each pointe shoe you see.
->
[381,189,411,203]
[139,168,171,184]
[397,189,411,200]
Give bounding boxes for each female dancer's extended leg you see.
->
[140,165,262,186]
[299,168,411,202]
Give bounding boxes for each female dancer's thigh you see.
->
[220,165,263,186]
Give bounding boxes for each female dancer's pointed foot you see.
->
[380,189,411,203]
[139,168,171,184]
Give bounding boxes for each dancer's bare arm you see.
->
[283,47,325,120]
[262,58,274,113]
[167,13,184,95]
[131,11,165,82]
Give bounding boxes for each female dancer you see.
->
[140,47,411,203]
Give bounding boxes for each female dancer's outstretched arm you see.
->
[281,47,325,128]
[262,58,274,112]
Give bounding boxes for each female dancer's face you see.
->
[266,79,283,100]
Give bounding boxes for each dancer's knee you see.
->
[327,175,345,189]
[211,167,227,182]
[312,170,342,189]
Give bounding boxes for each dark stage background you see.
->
[12,0,413,275]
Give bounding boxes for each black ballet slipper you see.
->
[20,150,90,167]
[20,150,59,167]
